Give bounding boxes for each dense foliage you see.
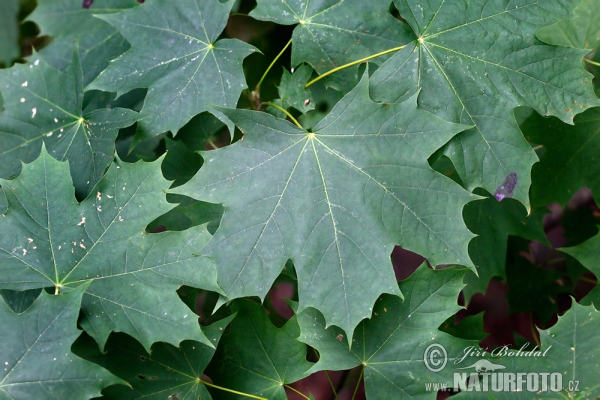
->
[0,0,599,398]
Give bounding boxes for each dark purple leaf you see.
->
[494,173,518,202]
[82,0,94,9]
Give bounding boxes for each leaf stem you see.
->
[580,276,598,284]
[530,316,541,349]
[311,348,340,399]
[201,379,267,400]
[285,384,310,399]
[305,45,406,88]
[261,102,303,128]
[325,371,340,400]
[351,367,364,400]
[584,58,600,67]
[543,256,565,265]
[206,138,219,150]
[531,145,543,151]
[256,38,293,94]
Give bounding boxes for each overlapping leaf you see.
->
[462,192,547,302]
[0,49,137,198]
[0,0,19,66]
[506,242,571,323]
[176,73,477,339]
[495,302,600,399]
[295,265,480,398]
[537,0,600,49]
[27,0,140,85]
[561,232,600,308]
[0,148,220,351]
[522,108,600,207]
[0,288,40,313]
[250,0,414,89]
[78,316,235,400]
[274,65,315,114]
[207,301,312,400]
[371,0,600,208]
[0,283,123,399]
[88,0,256,138]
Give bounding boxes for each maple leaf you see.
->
[0,147,220,351]
[26,0,140,85]
[206,300,312,400]
[462,191,547,302]
[75,315,235,400]
[561,232,600,308]
[175,73,477,339]
[0,0,19,66]
[250,0,414,90]
[295,265,480,398]
[484,302,600,399]
[0,288,40,314]
[521,108,600,207]
[506,241,571,324]
[370,0,600,209]
[537,0,600,50]
[0,49,137,199]
[0,283,124,399]
[88,0,257,139]
[272,65,316,115]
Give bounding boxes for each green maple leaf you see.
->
[561,232,600,308]
[206,300,312,400]
[249,0,414,89]
[0,288,41,313]
[0,147,220,351]
[273,65,315,115]
[162,138,204,186]
[0,189,5,215]
[0,49,137,199]
[26,0,140,85]
[370,0,600,209]
[0,0,19,66]
[88,0,256,139]
[496,302,600,399]
[537,0,600,49]
[76,315,235,400]
[462,192,547,302]
[295,265,479,398]
[0,282,124,399]
[506,244,570,324]
[522,108,600,207]
[176,73,477,339]
[440,312,487,342]
[147,196,224,235]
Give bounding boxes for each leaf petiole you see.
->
[206,138,219,150]
[305,44,406,88]
[255,38,293,95]
[325,370,339,400]
[261,101,303,128]
[584,58,600,67]
[312,347,339,399]
[351,367,364,400]
[201,379,268,400]
[285,384,310,399]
